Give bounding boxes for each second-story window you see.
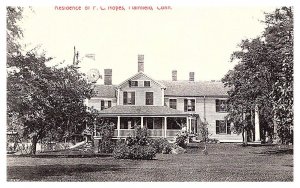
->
[101,100,112,110]
[216,99,227,112]
[145,92,153,105]
[169,99,177,109]
[123,91,135,105]
[184,99,195,112]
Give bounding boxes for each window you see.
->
[216,120,231,134]
[144,81,151,87]
[169,99,177,109]
[167,118,182,129]
[145,117,162,129]
[145,92,153,105]
[123,91,135,105]
[129,80,138,87]
[184,99,195,112]
[216,99,227,112]
[101,100,112,110]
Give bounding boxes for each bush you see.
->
[175,132,188,148]
[113,142,131,159]
[149,138,172,154]
[112,126,156,160]
[99,139,116,153]
[162,143,172,154]
[113,143,156,160]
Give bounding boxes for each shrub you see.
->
[162,143,172,154]
[113,143,156,160]
[112,126,156,160]
[113,142,131,159]
[99,139,116,153]
[97,122,116,153]
[149,138,171,154]
[175,131,188,148]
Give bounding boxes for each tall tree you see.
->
[7,7,95,154]
[222,7,293,144]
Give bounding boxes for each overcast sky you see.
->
[19,6,277,84]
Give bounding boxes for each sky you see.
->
[19,5,277,84]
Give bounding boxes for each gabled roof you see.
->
[93,85,116,98]
[97,105,191,116]
[117,72,166,89]
[159,80,229,97]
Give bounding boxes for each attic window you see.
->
[144,81,150,87]
[129,80,138,87]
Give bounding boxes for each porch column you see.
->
[186,117,189,132]
[254,104,261,142]
[164,117,167,138]
[141,116,144,128]
[117,116,121,138]
[94,118,97,136]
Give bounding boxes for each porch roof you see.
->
[97,105,194,117]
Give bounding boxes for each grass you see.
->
[7,143,293,181]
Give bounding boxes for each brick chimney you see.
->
[172,70,177,81]
[138,54,144,72]
[104,69,112,85]
[189,72,195,81]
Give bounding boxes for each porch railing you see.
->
[110,129,181,138]
[166,130,181,137]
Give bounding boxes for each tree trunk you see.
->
[30,134,38,155]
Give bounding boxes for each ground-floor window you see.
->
[167,118,185,129]
[216,120,231,134]
[145,117,162,129]
[120,117,140,129]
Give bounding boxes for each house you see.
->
[86,55,243,142]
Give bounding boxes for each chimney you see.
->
[104,69,112,85]
[138,54,144,72]
[189,72,195,81]
[172,70,177,81]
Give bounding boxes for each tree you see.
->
[7,7,95,154]
[7,6,23,60]
[7,51,95,154]
[222,7,293,144]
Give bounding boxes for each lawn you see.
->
[6,143,293,181]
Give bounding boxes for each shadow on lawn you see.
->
[7,164,121,181]
[256,148,293,156]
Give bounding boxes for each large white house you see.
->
[87,55,243,142]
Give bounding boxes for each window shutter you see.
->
[131,92,135,105]
[216,120,220,134]
[216,99,219,112]
[128,80,131,87]
[227,121,231,134]
[123,91,127,105]
[101,100,104,110]
[108,101,112,108]
[184,99,188,112]
[192,99,195,111]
